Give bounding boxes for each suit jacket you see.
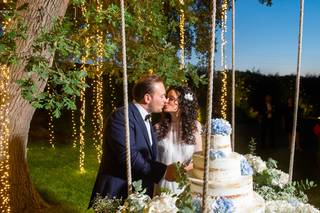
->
[88,103,167,208]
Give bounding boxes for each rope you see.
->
[231,0,236,151]
[120,0,132,195]
[289,0,304,182]
[202,0,217,211]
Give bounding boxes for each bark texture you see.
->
[0,0,69,212]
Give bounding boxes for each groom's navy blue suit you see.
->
[89,103,167,207]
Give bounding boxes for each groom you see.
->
[89,74,177,208]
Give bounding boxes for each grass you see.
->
[27,135,320,212]
[27,140,99,212]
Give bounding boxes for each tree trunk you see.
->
[0,0,69,212]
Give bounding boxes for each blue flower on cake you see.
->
[240,156,253,176]
[210,197,235,213]
[209,150,226,160]
[211,118,232,135]
[191,196,202,213]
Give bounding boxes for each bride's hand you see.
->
[183,162,193,171]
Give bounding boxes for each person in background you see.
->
[283,97,303,151]
[259,94,276,148]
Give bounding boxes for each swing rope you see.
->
[289,0,304,182]
[120,0,132,195]
[203,0,217,211]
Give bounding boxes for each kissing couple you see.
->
[89,74,202,208]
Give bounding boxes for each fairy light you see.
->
[220,0,228,119]
[179,0,185,70]
[78,2,90,173]
[71,109,77,148]
[79,75,86,173]
[0,64,11,213]
[0,4,12,210]
[109,75,116,112]
[47,84,55,149]
[88,0,104,163]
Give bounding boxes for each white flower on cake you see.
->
[269,168,289,188]
[184,93,193,101]
[145,193,178,213]
[244,154,267,174]
[266,200,320,213]
[211,118,232,135]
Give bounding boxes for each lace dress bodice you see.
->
[156,122,201,194]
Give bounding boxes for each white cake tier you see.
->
[192,152,242,182]
[238,191,265,213]
[189,175,253,199]
[209,134,232,155]
[191,191,265,213]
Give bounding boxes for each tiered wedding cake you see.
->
[188,119,265,213]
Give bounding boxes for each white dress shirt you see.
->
[134,103,153,146]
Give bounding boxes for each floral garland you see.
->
[92,155,319,213]
[244,154,319,213]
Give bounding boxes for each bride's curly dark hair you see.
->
[156,86,199,145]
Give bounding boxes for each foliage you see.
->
[0,7,27,65]
[248,137,257,155]
[91,163,196,213]
[249,156,318,203]
[15,18,88,118]
[92,195,122,213]
[175,163,194,213]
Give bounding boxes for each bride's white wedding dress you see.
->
[156,121,201,194]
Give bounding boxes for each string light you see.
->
[89,0,104,163]
[71,109,77,148]
[220,0,228,119]
[47,83,55,149]
[0,4,12,210]
[78,2,90,173]
[0,64,11,213]
[179,0,185,70]
[79,75,86,173]
[108,75,117,112]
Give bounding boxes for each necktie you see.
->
[145,114,152,123]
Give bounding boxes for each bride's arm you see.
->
[194,120,203,152]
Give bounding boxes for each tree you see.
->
[0,0,69,211]
[0,1,186,211]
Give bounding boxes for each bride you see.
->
[155,86,202,194]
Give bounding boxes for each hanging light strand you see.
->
[78,2,90,173]
[0,64,11,213]
[47,83,55,149]
[0,5,12,210]
[179,0,185,70]
[71,109,77,148]
[90,0,104,163]
[220,0,228,119]
[109,74,116,112]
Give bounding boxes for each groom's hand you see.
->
[164,164,176,182]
